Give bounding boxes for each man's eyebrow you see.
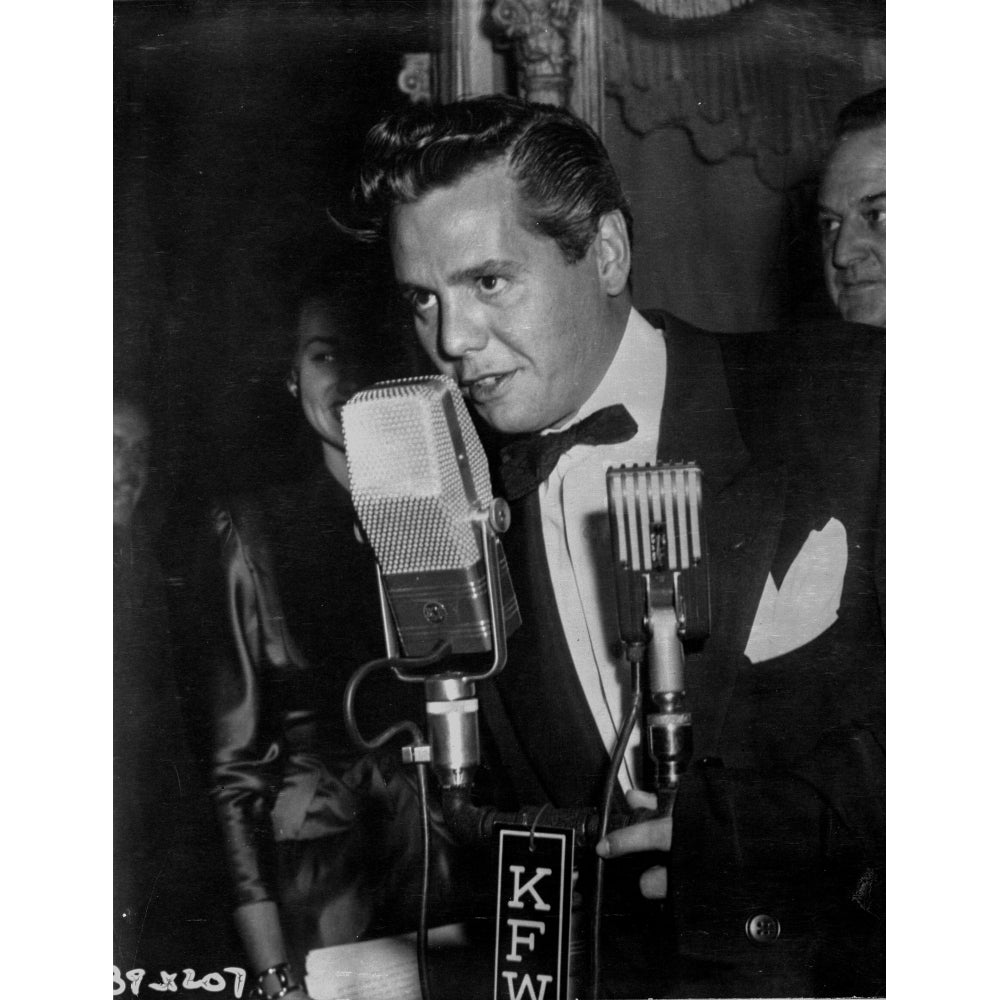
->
[817,190,885,215]
[447,258,524,283]
[395,259,525,294]
[396,280,429,296]
[301,335,335,349]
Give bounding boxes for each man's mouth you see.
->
[461,371,514,402]
[838,275,884,293]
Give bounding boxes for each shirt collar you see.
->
[546,307,665,452]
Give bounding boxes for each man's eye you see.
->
[407,290,437,313]
[865,208,886,228]
[478,275,506,294]
[818,216,840,236]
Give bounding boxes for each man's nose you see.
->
[832,216,870,269]
[438,299,489,359]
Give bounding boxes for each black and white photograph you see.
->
[112,2,888,997]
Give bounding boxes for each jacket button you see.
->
[745,913,781,945]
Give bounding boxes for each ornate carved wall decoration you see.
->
[627,0,753,16]
[570,0,605,131]
[490,0,582,107]
[398,52,434,103]
[439,0,506,101]
[604,0,884,189]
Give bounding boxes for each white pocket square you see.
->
[744,517,847,664]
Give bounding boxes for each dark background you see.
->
[115,0,437,507]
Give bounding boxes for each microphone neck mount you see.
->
[376,500,511,686]
[371,498,512,790]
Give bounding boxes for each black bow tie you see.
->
[498,404,639,501]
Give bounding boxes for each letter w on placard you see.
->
[501,971,554,1000]
[507,866,552,910]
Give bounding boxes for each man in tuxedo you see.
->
[818,88,886,328]
[352,95,884,998]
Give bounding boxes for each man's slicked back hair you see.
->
[353,94,633,264]
[834,87,886,141]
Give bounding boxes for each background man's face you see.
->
[390,161,616,435]
[114,402,150,527]
[818,124,886,327]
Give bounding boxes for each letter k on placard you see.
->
[507,866,553,910]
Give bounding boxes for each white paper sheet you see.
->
[305,923,468,1000]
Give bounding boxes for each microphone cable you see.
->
[343,654,426,754]
[344,652,440,1000]
[590,659,643,1000]
[412,754,432,1000]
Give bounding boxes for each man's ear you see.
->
[594,210,631,297]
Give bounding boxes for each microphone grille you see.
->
[607,463,704,573]
[343,376,492,575]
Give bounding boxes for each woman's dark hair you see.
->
[292,275,416,390]
[352,94,633,264]
[295,284,414,389]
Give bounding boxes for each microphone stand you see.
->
[587,576,692,1000]
[645,576,693,818]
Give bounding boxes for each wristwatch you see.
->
[248,962,303,999]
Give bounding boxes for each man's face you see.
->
[390,161,623,435]
[818,124,886,327]
[114,403,150,527]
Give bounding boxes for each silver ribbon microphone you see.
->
[606,462,710,810]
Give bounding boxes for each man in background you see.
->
[115,397,185,969]
[114,397,238,979]
[818,88,886,327]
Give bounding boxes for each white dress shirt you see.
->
[536,308,847,791]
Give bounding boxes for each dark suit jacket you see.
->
[477,314,885,998]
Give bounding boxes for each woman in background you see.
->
[202,280,466,1000]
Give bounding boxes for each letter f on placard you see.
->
[507,866,552,910]
[505,918,546,962]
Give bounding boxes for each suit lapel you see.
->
[686,462,786,756]
[652,318,788,757]
[654,319,751,495]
